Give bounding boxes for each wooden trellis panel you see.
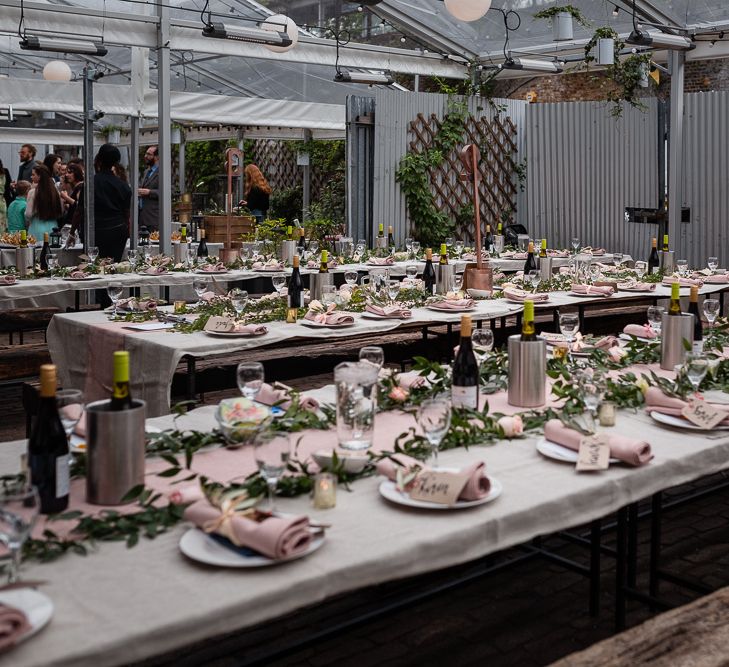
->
[250,140,327,195]
[407,112,519,241]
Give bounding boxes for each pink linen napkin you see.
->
[547,249,569,258]
[69,270,90,279]
[582,247,605,256]
[571,284,615,296]
[116,297,157,312]
[376,453,491,500]
[500,251,527,260]
[644,387,729,426]
[365,304,412,319]
[252,261,284,271]
[143,266,167,276]
[184,501,313,560]
[198,263,227,272]
[0,604,31,653]
[623,323,658,339]
[367,257,395,266]
[617,281,656,291]
[307,259,338,269]
[429,298,475,310]
[256,382,319,412]
[231,323,268,335]
[503,288,549,303]
[461,251,489,262]
[543,419,653,466]
[703,274,729,284]
[396,371,426,390]
[0,276,16,285]
[304,309,354,325]
[662,276,703,287]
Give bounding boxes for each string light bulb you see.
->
[444,0,492,22]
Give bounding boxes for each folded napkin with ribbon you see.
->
[429,298,475,310]
[0,275,16,285]
[500,251,528,260]
[461,251,489,262]
[252,261,284,271]
[571,283,615,296]
[231,323,268,335]
[544,419,653,466]
[366,257,394,266]
[703,273,729,284]
[116,297,158,312]
[617,279,656,291]
[547,249,570,258]
[69,270,90,279]
[307,259,338,269]
[256,382,319,412]
[376,454,491,500]
[644,387,729,426]
[304,305,354,325]
[543,332,617,352]
[365,304,412,319]
[582,247,605,256]
[143,266,167,276]
[198,262,227,273]
[503,287,549,303]
[395,371,426,390]
[662,276,703,287]
[623,323,658,339]
[0,604,31,653]
[184,500,313,560]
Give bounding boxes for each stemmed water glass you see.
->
[127,249,137,268]
[452,273,463,294]
[87,246,99,264]
[192,277,208,307]
[405,237,413,259]
[559,312,579,356]
[355,239,366,256]
[230,288,248,318]
[613,253,623,269]
[57,388,84,452]
[359,345,384,370]
[647,305,665,335]
[309,240,319,256]
[321,284,338,307]
[411,241,421,258]
[0,480,40,583]
[703,299,720,329]
[387,279,401,304]
[588,263,601,283]
[571,237,580,254]
[186,246,197,270]
[676,259,689,277]
[236,361,264,400]
[107,281,123,316]
[344,271,358,288]
[684,355,709,393]
[578,369,605,431]
[526,270,540,293]
[417,397,452,467]
[254,431,290,512]
[271,274,286,297]
[405,265,418,281]
[634,261,647,278]
[708,257,719,273]
[454,240,464,259]
[445,237,454,251]
[46,254,58,280]
[472,328,494,362]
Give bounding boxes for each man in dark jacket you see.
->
[138,145,159,231]
[14,143,36,188]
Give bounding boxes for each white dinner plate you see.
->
[195,269,229,275]
[204,329,267,338]
[618,333,659,344]
[299,319,355,328]
[179,527,325,567]
[649,410,729,431]
[360,312,411,320]
[568,291,612,298]
[253,267,285,272]
[63,276,101,281]
[378,473,502,510]
[617,286,657,293]
[426,305,476,313]
[0,588,54,644]
[536,437,619,464]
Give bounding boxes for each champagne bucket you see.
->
[15,247,34,277]
[86,398,146,505]
[172,242,187,264]
[507,335,546,407]
[661,251,675,274]
[279,240,296,265]
[436,264,455,295]
[540,257,553,281]
[660,312,694,371]
[219,247,239,264]
[374,237,387,250]
[309,272,333,301]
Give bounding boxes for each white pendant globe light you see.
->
[262,14,298,53]
[42,60,72,82]
[444,0,492,22]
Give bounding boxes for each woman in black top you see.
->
[243,164,271,223]
[63,162,84,242]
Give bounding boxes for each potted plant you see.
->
[585,26,622,66]
[100,124,123,144]
[534,5,591,41]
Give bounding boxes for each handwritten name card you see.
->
[682,399,729,430]
[408,470,471,505]
[576,433,611,471]
[203,316,236,333]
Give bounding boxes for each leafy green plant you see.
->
[269,185,303,224]
[534,5,592,28]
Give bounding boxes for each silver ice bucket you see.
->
[309,272,334,301]
[15,247,34,277]
[661,251,675,274]
[660,312,694,371]
[540,257,553,281]
[374,237,387,250]
[436,264,455,295]
[172,242,187,265]
[279,240,296,265]
[86,398,146,505]
[507,334,546,407]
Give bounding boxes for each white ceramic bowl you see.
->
[467,288,492,299]
[312,449,370,474]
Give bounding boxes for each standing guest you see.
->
[14,144,36,187]
[92,144,130,261]
[242,164,271,224]
[25,164,62,239]
[0,159,12,233]
[61,162,84,239]
[6,181,29,232]
[138,145,159,232]
[43,153,63,183]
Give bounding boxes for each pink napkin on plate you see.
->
[307,259,338,269]
[396,371,426,390]
[644,387,729,426]
[503,288,549,303]
[623,323,658,339]
[544,419,653,466]
[500,252,527,260]
[367,257,394,266]
[304,310,354,325]
[429,298,475,310]
[617,281,656,291]
[0,604,31,653]
[662,276,702,287]
[0,276,16,285]
[231,323,267,335]
[252,262,284,271]
[116,297,157,312]
[547,249,569,258]
[365,304,412,319]
[199,263,227,272]
[69,270,90,279]
[143,266,167,276]
[376,453,490,500]
[703,274,729,284]
[256,382,319,412]
[184,501,313,560]
[571,283,614,296]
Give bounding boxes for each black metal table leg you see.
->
[578,305,585,332]
[186,356,196,401]
[627,503,639,588]
[75,290,80,312]
[615,506,628,631]
[589,519,601,617]
[649,491,662,605]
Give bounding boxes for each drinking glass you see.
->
[359,345,385,370]
[405,237,413,258]
[0,481,39,583]
[613,253,623,268]
[335,361,378,450]
[703,299,720,328]
[454,240,464,258]
[647,305,665,335]
[344,270,358,287]
[684,355,709,392]
[445,236,454,250]
[106,281,123,316]
[192,277,208,307]
[708,257,719,273]
[230,288,248,317]
[411,241,421,257]
[57,389,84,448]
[634,260,647,278]
[271,274,286,296]
[417,397,452,467]
[588,263,601,283]
[46,254,58,280]
[559,312,580,353]
[186,246,197,270]
[387,279,401,304]
[571,237,580,254]
[87,246,99,263]
[405,264,418,280]
[676,259,689,276]
[578,369,605,429]
[309,240,319,255]
[127,249,138,269]
[236,361,264,400]
[526,270,540,292]
[355,239,366,256]
[472,328,494,361]
[321,284,338,306]
[254,431,290,512]
[533,239,542,254]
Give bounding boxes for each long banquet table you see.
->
[3,380,729,667]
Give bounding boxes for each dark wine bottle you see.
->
[319,250,329,273]
[689,285,703,353]
[28,364,69,514]
[110,351,134,411]
[387,225,396,251]
[298,227,307,252]
[539,239,547,259]
[40,232,50,271]
[484,225,493,253]
[523,241,537,274]
[423,248,436,295]
[648,237,660,274]
[378,223,384,239]
[662,234,669,252]
[521,300,537,341]
[668,282,682,316]
[196,229,209,258]
[452,315,479,410]
[439,243,449,265]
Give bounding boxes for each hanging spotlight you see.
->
[20,35,107,56]
[444,0,492,22]
[334,69,394,85]
[261,14,299,53]
[42,60,72,82]
[202,22,292,48]
[502,57,563,73]
[626,28,694,50]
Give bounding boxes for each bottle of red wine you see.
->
[523,241,537,274]
[647,237,660,274]
[110,351,134,411]
[39,232,50,271]
[387,225,396,252]
[298,227,307,252]
[288,254,304,309]
[689,285,703,353]
[196,229,209,258]
[28,364,69,514]
[423,248,436,295]
[452,315,479,410]
[484,225,493,254]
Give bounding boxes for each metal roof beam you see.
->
[615,0,685,29]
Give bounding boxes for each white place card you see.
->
[576,433,611,471]
[408,470,471,505]
[203,316,236,333]
[682,399,729,430]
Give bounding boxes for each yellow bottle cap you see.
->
[541,239,547,249]
[440,243,447,255]
[671,282,680,300]
[523,300,534,321]
[113,351,130,383]
[39,364,57,398]
[321,250,328,263]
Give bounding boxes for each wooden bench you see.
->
[550,587,729,667]
[0,343,51,383]
[0,307,59,344]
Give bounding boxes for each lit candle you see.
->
[598,401,616,427]
[313,473,336,509]
[174,300,187,314]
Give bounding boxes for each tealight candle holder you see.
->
[598,401,616,427]
[174,300,187,314]
[313,473,336,509]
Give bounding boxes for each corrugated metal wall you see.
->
[524,100,659,259]
[346,95,376,245]
[680,92,729,269]
[372,90,526,245]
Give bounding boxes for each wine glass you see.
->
[321,284,338,307]
[571,237,580,254]
[127,249,138,269]
[106,281,123,316]
[405,264,418,281]
[647,305,665,335]
[417,397,452,467]
[472,328,494,362]
[230,288,248,317]
[46,254,58,280]
[405,237,413,258]
[254,431,290,512]
[387,279,401,304]
[355,239,366,256]
[309,240,319,255]
[703,299,720,329]
[344,270,358,287]
[454,240,464,258]
[86,246,99,264]
[588,263,601,283]
[236,361,264,400]
[359,345,384,370]
[57,389,84,450]
[452,273,463,294]
[559,312,580,354]
[445,237,454,251]
[525,270,539,293]
[708,257,718,273]
[634,261,647,278]
[411,241,421,257]
[578,369,605,430]
[684,355,709,393]
[186,246,197,270]
[676,259,689,277]
[192,277,208,307]
[271,274,286,297]
[612,253,623,269]
[0,480,40,583]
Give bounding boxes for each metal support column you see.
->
[657,100,667,243]
[667,51,685,243]
[130,116,140,249]
[302,128,312,223]
[178,128,186,196]
[82,66,97,250]
[237,129,245,206]
[156,0,172,256]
